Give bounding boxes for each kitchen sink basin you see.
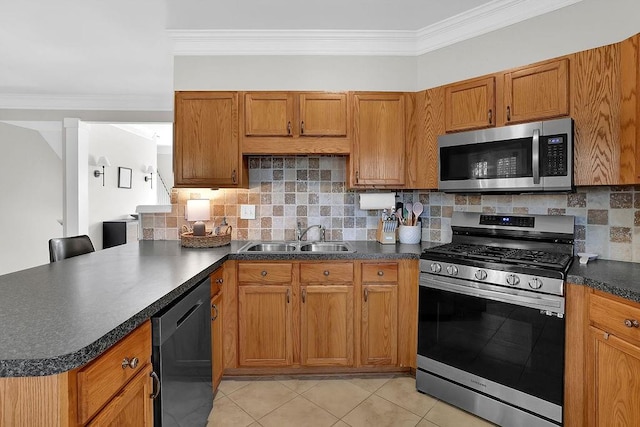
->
[241,242,297,252]
[299,242,353,252]
[238,241,355,253]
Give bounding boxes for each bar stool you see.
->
[48,235,95,262]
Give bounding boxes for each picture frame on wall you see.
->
[118,167,132,189]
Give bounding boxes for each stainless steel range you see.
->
[417,211,574,427]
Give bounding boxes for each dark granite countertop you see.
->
[0,239,429,377]
[567,257,640,304]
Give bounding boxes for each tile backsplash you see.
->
[143,156,640,263]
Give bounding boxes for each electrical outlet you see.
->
[240,204,256,220]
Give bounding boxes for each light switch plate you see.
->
[240,204,256,220]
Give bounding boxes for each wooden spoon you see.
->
[405,202,413,226]
[412,202,423,225]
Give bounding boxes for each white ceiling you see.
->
[0,0,581,112]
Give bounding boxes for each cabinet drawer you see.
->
[238,263,292,283]
[361,263,398,283]
[300,262,353,283]
[590,292,640,345]
[77,321,152,424]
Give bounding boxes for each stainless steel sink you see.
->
[240,242,297,252]
[299,242,353,252]
[238,241,355,253]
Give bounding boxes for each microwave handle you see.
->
[532,128,540,184]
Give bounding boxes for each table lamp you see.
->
[186,199,210,236]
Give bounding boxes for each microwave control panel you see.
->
[540,135,567,176]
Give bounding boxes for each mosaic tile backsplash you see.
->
[142,156,640,263]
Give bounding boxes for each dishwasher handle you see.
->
[176,301,203,328]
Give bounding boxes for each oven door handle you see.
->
[420,274,564,315]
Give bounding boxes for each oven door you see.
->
[417,274,564,426]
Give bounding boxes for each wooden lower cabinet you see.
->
[238,285,293,366]
[361,284,398,366]
[87,364,153,427]
[0,322,154,427]
[211,291,223,393]
[301,284,354,366]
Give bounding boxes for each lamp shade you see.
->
[186,199,211,222]
[96,156,111,167]
[145,165,155,174]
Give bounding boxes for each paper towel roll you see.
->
[359,193,396,210]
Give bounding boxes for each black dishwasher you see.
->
[152,278,212,426]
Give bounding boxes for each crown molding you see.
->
[168,0,583,56]
[0,93,172,111]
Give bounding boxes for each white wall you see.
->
[174,0,640,92]
[88,124,157,249]
[0,123,62,274]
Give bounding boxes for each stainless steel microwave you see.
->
[438,118,573,193]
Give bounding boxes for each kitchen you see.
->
[2,0,640,426]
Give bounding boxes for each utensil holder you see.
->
[398,224,421,244]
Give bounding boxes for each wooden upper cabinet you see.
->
[503,58,569,125]
[241,91,351,155]
[299,93,348,136]
[406,88,443,189]
[174,91,244,188]
[351,93,406,187]
[244,92,295,137]
[444,76,495,132]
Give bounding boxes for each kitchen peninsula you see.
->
[2,239,640,426]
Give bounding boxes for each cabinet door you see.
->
[299,93,348,136]
[300,285,354,366]
[238,285,293,366]
[361,284,398,366]
[352,93,406,186]
[244,92,295,136]
[174,92,240,187]
[444,76,495,132]
[587,327,640,427]
[87,364,153,427]
[504,59,569,125]
[211,292,223,393]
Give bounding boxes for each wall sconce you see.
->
[144,165,155,189]
[186,199,210,236]
[93,156,111,186]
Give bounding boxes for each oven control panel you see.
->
[479,215,535,228]
[420,259,564,296]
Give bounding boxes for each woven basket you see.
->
[180,226,232,248]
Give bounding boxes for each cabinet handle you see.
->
[286,289,290,303]
[323,270,330,276]
[355,171,359,183]
[287,121,292,135]
[624,319,640,328]
[121,357,139,370]
[211,303,219,321]
[506,106,511,122]
[301,121,305,134]
[364,288,369,302]
[377,270,384,276]
[232,169,237,184]
[488,109,492,125]
[302,289,306,303]
[150,371,161,399]
[261,270,268,277]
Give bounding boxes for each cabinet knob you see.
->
[216,278,223,284]
[624,319,640,328]
[377,270,384,276]
[121,357,139,370]
[323,270,330,276]
[261,270,267,277]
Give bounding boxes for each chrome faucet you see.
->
[297,222,326,242]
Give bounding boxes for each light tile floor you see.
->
[207,374,496,427]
